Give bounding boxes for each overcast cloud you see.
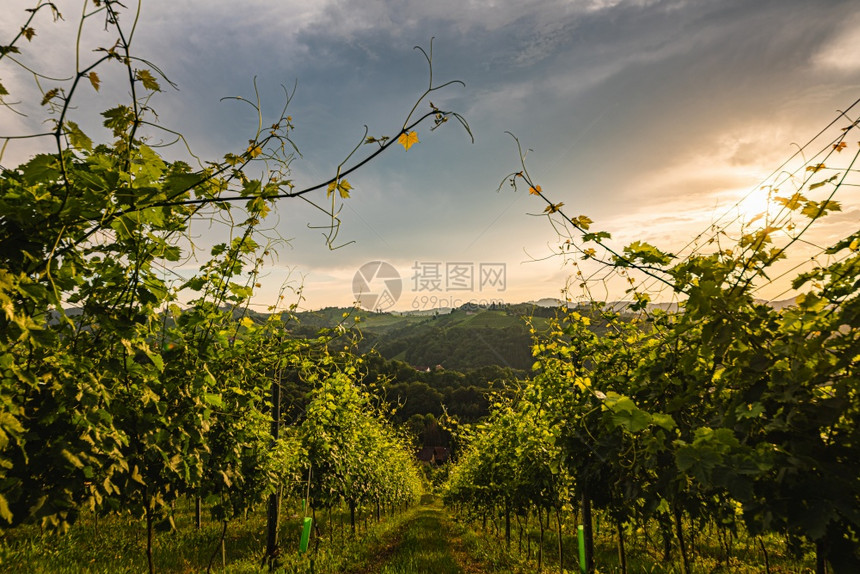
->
[2,0,859,310]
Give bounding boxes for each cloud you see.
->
[812,13,860,73]
[4,0,860,309]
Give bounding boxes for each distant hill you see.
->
[281,295,802,371]
[286,304,541,371]
[283,301,635,371]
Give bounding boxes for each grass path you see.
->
[346,502,492,574]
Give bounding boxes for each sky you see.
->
[2,0,860,312]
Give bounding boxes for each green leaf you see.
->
[246,196,270,217]
[0,494,12,524]
[102,105,134,137]
[66,121,92,152]
[620,241,673,266]
[203,393,224,408]
[144,349,164,372]
[651,413,676,431]
[610,407,651,433]
[228,283,253,299]
[20,154,61,185]
[61,449,84,469]
[130,465,145,485]
[241,179,261,197]
[583,230,611,242]
[604,394,652,432]
[41,87,59,106]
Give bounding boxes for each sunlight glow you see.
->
[736,186,774,225]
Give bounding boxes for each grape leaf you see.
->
[774,192,806,211]
[41,87,59,106]
[572,215,593,230]
[809,174,838,190]
[135,69,160,91]
[66,121,92,152]
[327,179,352,199]
[398,131,419,151]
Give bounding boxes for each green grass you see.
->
[447,510,818,574]
[0,498,815,573]
[375,507,470,573]
[336,496,512,574]
[0,499,416,574]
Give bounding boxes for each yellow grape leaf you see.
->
[544,202,564,214]
[529,185,542,195]
[21,27,36,41]
[809,174,838,190]
[572,215,593,230]
[135,69,161,92]
[337,179,352,198]
[775,192,806,211]
[801,199,841,219]
[398,131,419,151]
[833,141,847,152]
[88,71,100,92]
[246,144,262,158]
[327,179,352,199]
[806,163,825,173]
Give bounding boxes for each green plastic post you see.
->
[578,524,586,574]
[299,517,312,553]
[302,498,306,511]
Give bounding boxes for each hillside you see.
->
[286,304,557,371]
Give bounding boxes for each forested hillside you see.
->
[285,302,624,371]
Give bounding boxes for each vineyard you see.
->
[0,2,447,572]
[442,98,860,573]
[2,1,860,573]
